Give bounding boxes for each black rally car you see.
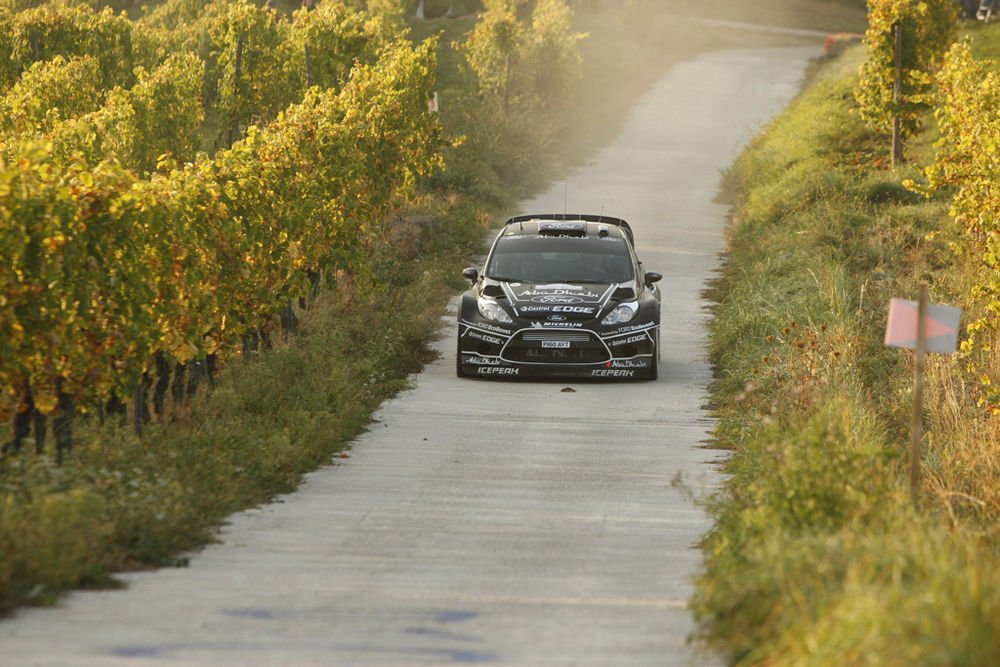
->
[457,214,662,380]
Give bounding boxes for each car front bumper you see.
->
[457,318,658,379]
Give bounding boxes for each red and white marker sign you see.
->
[885,298,961,354]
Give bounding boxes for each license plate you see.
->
[541,340,571,349]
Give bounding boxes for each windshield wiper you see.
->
[486,275,521,282]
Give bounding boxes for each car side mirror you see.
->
[644,271,662,286]
[462,267,479,284]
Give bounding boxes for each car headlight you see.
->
[601,301,639,326]
[477,297,514,324]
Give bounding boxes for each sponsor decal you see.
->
[531,295,584,305]
[551,306,595,314]
[539,221,586,231]
[591,369,635,378]
[503,283,618,312]
[609,333,648,347]
[467,357,502,366]
[467,330,505,345]
[538,322,585,328]
[530,321,587,328]
[547,314,568,322]
[518,288,600,299]
[609,359,649,369]
[518,305,552,313]
[612,322,658,334]
[461,319,513,335]
[478,366,520,376]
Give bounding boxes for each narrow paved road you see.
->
[1,46,817,666]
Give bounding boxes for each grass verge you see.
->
[695,21,1000,664]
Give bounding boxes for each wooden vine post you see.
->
[891,22,904,168]
[228,33,245,147]
[303,0,314,87]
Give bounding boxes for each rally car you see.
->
[456,214,662,380]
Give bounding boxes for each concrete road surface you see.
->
[0,46,818,666]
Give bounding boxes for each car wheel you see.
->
[456,336,468,378]
[647,329,660,381]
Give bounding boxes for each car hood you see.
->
[496,281,621,319]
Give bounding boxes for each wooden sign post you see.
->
[909,285,927,506]
[885,287,961,507]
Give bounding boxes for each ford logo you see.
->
[548,314,568,321]
[531,295,583,304]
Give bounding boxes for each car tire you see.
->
[647,329,660,381]
[456,337,468,378]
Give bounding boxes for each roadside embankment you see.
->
[695,22,1000,665]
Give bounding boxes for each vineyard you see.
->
[0,0,589,608]
[0,0,460,458]
[0,0,593,451]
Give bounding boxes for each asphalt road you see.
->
[0,46,818,666]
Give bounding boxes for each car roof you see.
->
[502,214,635,245]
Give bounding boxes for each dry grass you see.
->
[924,333,1000,534]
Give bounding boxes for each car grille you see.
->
[502,330,610,364]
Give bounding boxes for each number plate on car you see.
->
[541,340,571,349]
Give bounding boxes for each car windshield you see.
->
[486,236,634,284]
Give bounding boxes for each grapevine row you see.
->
[0,0,443,452]
[921,40,1000,410]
